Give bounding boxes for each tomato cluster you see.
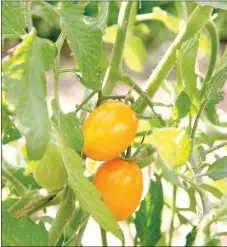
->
[83,101,143,221]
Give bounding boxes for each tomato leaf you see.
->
[200,183,223,199]
[32,4,59,27]
[59,2,102,90]
[157,156,184,188]
[124,36,146,72]
[207,156,227,180]
[3,29,56,160]
[185,226,197,246]
[52,100,84,151]
[2,199,19,211]
[98,2,110,31]
[2,211,48,246]
[2,108,21,145]
[2,2,26,39]
[205,48,227,104]
[55,130,124,241]
[172,91,191,120]
[153,128,191,168]
[135,174,163,246]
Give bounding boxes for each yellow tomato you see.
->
[82,101,138,161]
[94,158,143,221]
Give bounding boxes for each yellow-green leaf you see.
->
[153,128,191,168]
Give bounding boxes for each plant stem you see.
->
[204,20,219,83]
[74,215,89,246]
[100,227,108,246]
[2,167,28,197]
[102,2,133,95]
[49,186,75,246]
[120,74,165,126]
[132,6,212,113]
[25,1,33,32]
[9,190,58,218]
[75,90,99,114]
[214,232,227,237]
[168,186,177,247]
[175,1,188,21]
[53,32,66,126]
[205,141,227,154]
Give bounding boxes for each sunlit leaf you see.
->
[211,179,227,194]
[135,174,163,246]
[98,2,110,31]
[103,24,117,44]
[172,91,191,120]
[59,2,102,90]
[124,36,146,72]
[196,1,227,10]
[3,29,55,160]
[200,183,223,199]
[153,128,191,168]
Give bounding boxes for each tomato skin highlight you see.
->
[94,158,143,221]
[82,101,138,161]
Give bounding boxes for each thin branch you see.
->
[205,141,227,154]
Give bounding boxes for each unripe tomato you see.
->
[94,158,143,221]
[82,101,138,161]
[33,137,67,191]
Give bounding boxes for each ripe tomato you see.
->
[82,101,138,161]
[94,158,143,221]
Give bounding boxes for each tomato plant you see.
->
[1,1,227,247]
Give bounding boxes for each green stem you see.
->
[204,20,219,83]
[9,190,58,218]
[74,215,89,246]
[102,2,133,95]
[214,232,227,237]
[25,1,33,32]
[48,186,75,246]
[205,141,227,154]
[75,90,99,114]
[132,6,213,113]
[53,32,66,126]
[168,186,177,247]
[100,227,108,246]
[175,1,188,21]
[120,74,165,126]
[2,167,28,197]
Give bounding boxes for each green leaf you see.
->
[206,239,220,246]
[2,2,26,39]
[135,174,163,246]
[59,2,102,90]
[196,1,227,10]
[205,48,227,104]
[157,156,184,188]
[185,226,197,246]
[52,100,84,151]
[153,128,191,168]
[2,107,21,145]
[124,36,146,72]
[55,130,123,241]
[32,5,59,27]
[2,211,48,246]
[200,183,223,199]
[2,199,19,211]
[3,29,56,160]
[179,36,200,100]
[207,156,227,180]
[4,166,40,191]
[98,2,110,31]
[172,91,191,120]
